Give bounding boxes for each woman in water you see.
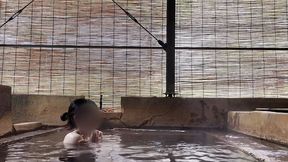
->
[60,98,103,146]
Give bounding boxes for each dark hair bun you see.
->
[60,112,69,121]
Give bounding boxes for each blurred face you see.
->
[74,104,103,132]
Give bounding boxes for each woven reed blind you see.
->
[175,0,288,98]
[0,0,288,109]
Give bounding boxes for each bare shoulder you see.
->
[63,131,82,145]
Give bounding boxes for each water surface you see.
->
[0,129,257,162]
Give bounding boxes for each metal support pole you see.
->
[165,0,176,97]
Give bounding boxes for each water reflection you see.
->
[59,148,96,162]
[116,129,256,161]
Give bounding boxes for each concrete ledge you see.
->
[228,111,288,145]
[12,95,84,126]
[121,97,288,128]
[0,128,63,145]
[102,112,126,129]
[122,97,231,128]
[209,130,288,162]
[0,85,12,137]
[0,111,12,137]
[103,112,122,119]
[13,122,42,133]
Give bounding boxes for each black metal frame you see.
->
[166,0,176,97]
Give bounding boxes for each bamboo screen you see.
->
[1,0,288,109]
[175,0,288,98]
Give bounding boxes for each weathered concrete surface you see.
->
[12,95,84,126]
[13,122,42,133]
[101,112,126,129]
[0,85,12,136]
[121,97,288,128]
[0,111,12,137]
[228,111,288,146]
